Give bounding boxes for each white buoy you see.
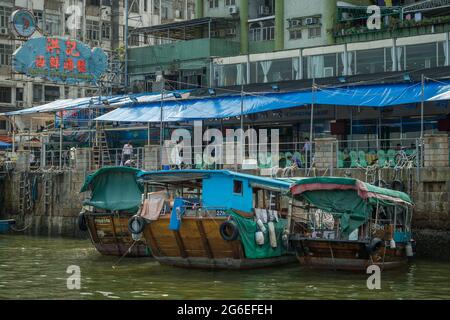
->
[256,219,266,233]
[406,242,414,257]
[255,231,264,245]
[390,239,396,249]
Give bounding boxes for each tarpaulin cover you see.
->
[0,141,11,149]
[229,210,288,259]
[290,177,413,236]
[94,80,450,122]
[80,166,144,212]
[1,91,190,116]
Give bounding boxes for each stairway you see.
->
[92,129,111,169]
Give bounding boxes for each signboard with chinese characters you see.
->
[12,36,108,84]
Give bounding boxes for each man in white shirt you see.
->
[122,141,133,165]
[302,137,312,168]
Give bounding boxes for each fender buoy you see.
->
[219,220,239,241]
[366,237,384,254]
[128,216,146,234]
[77,212,88,231]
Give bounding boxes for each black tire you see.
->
[128,216,146,234]
[366,237,384,254]
[391,180,405,192]
[77,212,88,232]
[219,220,239,242]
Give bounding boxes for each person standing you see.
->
[302,137,312,168]
[122,141,133,165]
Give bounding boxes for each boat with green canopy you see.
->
[79,166,150,257]
[288,176,415,271]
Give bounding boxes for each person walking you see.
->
[121,141,133,166]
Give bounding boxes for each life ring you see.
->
[219,220,239,241]
[391,180,405,192]
[366,237,384,254]
[77,212,88,231]
[128,215,146,234]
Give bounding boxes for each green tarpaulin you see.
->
[80,167,144,212]
[229,210,287,259]
[290,177,413,237]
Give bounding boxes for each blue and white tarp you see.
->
[1,91,191,116]
[94,81,450,123]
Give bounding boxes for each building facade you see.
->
[0,0,195,135]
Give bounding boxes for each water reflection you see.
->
[1,235,449,300]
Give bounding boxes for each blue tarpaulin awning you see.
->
[1,91,191,116]
[94,81,450,123]
[0,141,11,149]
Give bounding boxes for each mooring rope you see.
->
[11,221,33,232]
[112,240,137,269]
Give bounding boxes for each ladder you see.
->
[92,129,111,168]
[19,172,32,214]
[43,173,53,214]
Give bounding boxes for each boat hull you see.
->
[85,212,150,257]
[143,216,295,269]
[291,237,408,271]
[0,219,15,234]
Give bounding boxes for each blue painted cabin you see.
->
[138,170,292,213]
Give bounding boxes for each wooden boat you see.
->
[0,219,15,234]
[79,166,150,257]
[128,170,296,269]
[288,177,415,271]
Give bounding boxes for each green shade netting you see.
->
[302,190,372,237]
[80,167,143,212]
[229,210,287,259]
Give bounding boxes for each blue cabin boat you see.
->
[129,170,296,269]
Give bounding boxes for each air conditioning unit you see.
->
[305,18,315,25]
[16,101,24,108]
[0,27,8,35]
[101,7,111,20]
[92,40,101,47]
[323,67,334,77]
[229,5,239,15]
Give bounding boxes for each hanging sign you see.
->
[12,36,108,84]
[10,9,36,38]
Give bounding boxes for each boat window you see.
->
[233,180,243,195]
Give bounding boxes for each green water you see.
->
[1,235,450,300]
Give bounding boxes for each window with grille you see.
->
[308,26,321,39]
[0,44,12,66]
[0,87,11,103]
[86,20,100,40]
[0,6,11,28]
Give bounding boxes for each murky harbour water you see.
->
[1,235,450,300]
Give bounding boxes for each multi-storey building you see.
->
[0,0,195,135]
[127,0,450,144]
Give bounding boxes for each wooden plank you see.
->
[146,225,162,257]
[173,230,188,258]
[196,220,214,259]
[109,216,121,255]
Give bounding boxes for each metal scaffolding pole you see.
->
[159,82,165,169]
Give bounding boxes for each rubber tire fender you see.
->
[78,212,88,232]
[366,237,384,254]
[128,215,146,235]
[219,220,239,242]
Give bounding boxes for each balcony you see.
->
[334,15,450,44]
[128,38,241,72]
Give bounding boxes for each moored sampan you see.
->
[287,177,415,271]
[128,170,296,269]
[79,166,150,257]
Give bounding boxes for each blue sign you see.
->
[10,9,36,38]
[13,36,108,84]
